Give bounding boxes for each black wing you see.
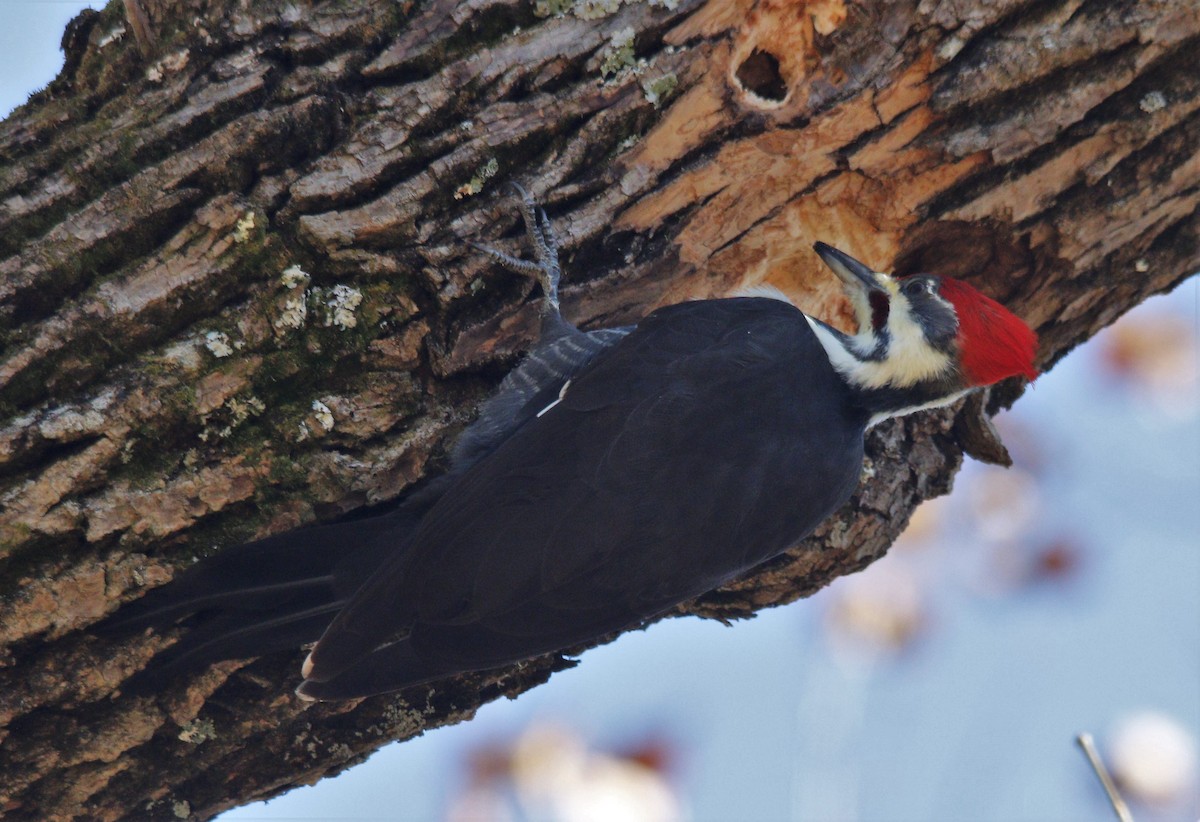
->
[97,322,629,686]
[449,320,631,471]
[300,298,868,698]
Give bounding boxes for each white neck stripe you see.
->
[803,313,954,391]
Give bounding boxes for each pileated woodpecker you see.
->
[101,187,1038,700]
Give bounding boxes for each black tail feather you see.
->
[118,603,347,694]
[96,512,412,634]
[98,507,426,687]
[296,640,455,701]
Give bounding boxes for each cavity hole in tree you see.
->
[735,48,788,102]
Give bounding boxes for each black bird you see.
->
[102,187,1038,700]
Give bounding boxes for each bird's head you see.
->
[810,242,1038,409]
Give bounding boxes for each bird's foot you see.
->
[472,183,562,316]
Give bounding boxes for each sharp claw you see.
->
[474,185,565,317]
[538,207,559,254]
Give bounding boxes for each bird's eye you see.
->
[902,279,925,297]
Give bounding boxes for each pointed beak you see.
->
[813,242,885,295]
[813,242,891,334]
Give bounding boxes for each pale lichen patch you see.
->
[641,72,678,107]
[320,284,363,330]
[281,264,310,289]
[228,395,266,423]
[146,50,190,83]
[1140,91,1167,113]
[232,211,257,243]
[198,394,265,441]
[275,294,308,331]
[534,0,574,16]
[534,0,677,19]
[576,0,622,19]
[160,338,204,370]
[203,331,234,358]
[599,27,637,80]
[454,157,499,199]
[311,400,335,432]
[177,718,216,744]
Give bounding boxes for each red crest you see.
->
[938,277,1039,386]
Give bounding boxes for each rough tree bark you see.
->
[0,0,1195,818]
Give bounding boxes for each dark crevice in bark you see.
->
[0,432,106,486]
[1,189,206,349]
[939,36,1143,149]
[928,0,1107,106]
[921,44,1196,222]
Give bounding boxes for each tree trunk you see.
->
[0,0,1194,817]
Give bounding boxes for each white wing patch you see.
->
[536,379,573,418]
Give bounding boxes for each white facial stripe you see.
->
[872,286,955,386]
[805,281,955,391]
[804,315,864,377]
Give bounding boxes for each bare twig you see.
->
[1076,732,1135,822]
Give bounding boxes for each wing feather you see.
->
[304,299,867,685]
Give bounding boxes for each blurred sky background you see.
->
[3,5,1197,821]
